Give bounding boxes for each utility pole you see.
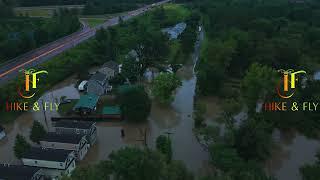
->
[41,99,48,131]
[136,127,148,148]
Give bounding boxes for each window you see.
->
[76,129,80,134]
[34,161,37,164]
[60,163,63,167]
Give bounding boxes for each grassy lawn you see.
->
[80,18,107,27]
[14,5,84,17]
[14,8,52,17]
[58,100,78,116]
[163,4,191,22]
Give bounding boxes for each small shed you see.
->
[73,94,99,115]
[102,106,121,119]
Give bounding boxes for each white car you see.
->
[78,80,88,91]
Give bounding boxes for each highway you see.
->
[0,0,171,86]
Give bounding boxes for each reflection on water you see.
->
[266,130,320,180]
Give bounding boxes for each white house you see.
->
[22,147,76,180]
[53,120,97,145]
[40,132,89,161]
[0,125,6,140]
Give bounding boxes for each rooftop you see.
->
[0,164,41,180]
[54,120,95,130]
[162,22,187,40]
[74,93,99,110]
[102,61,119,71]
[22,147,73,162]
[89,72,107,83]
[102,106,121,115]
[41,132,85,144]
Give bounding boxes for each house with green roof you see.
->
[73,94,99,115]
[102,106,122,119]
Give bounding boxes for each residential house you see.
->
[87,72,108,96]
[98,61,119,80]
[22,147,76,180]
[53,120,97,145]
[162,22,187,40]
[126,49,139,62]
[0,164,43,180]
[0,125,5,140]
[73,94,99,115]
[40,132,89,161]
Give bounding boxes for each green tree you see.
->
[209,143,243,172]
[30,121,46,143]
[119,85,151,122]
[165,161,194,180]
[109,147,166,180]
[63,161,112,180]
[14,134,31,159]
[194,102,207,128]
[156,135,172,163]
[121,57,140,83]
[241,63,277,113]
[235,115,273,161]
[135,26,170,75]
[151,73,182,104]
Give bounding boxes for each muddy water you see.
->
[266,130,320,180]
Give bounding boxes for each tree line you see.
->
[0,8,80,64]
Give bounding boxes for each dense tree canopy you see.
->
[119,85,151,122]
[0,8,80,63]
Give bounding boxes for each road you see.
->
[0,0,171,86]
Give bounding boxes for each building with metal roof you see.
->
[21,147,76,179]
[73,94,99,115]
[40,132,89,161]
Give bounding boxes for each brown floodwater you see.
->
[266,130,320,180]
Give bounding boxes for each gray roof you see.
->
[22,147,73,162]
[41,132,85,144]
[0,164,41,180]
[162,22,187,40]
[102,61,119,71]
[89,72,107,84]
[54,120,95,130]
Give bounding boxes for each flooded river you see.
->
[1,29,319,180]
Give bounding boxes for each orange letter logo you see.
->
[18,69,48,99]
[276,69,306,99]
